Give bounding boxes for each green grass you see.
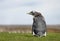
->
[0,32,60,41]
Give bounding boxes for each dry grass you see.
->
[0,25,60,41]
[0,25,60,33]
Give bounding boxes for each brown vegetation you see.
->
[0,25,60,33]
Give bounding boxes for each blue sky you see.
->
[0,0,60,25]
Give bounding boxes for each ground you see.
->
[0,25,60,41]
[0,32,60,41]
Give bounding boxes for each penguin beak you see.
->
[27,12,30,14]
[27,12,32,15]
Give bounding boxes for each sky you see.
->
[0,0,60,25]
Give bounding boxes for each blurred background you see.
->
[0,0,60,33]
[0,0,60,25]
